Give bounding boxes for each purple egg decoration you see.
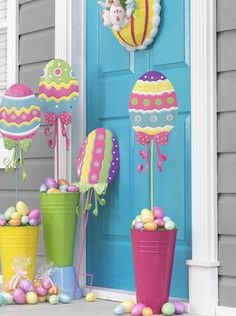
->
[67,185,79,192]
[153,206,165,219]
[77,128,119,185]
[45,177,58,189]
[36,286,48,297]
[13,288,26,304]
[131,303,146,316]
[41,278,51,290]
[29,218,39,226]
[173,300,185,314]
[19,279,34,293]
[28,209,40,220]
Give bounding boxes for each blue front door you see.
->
[86,0,191,298]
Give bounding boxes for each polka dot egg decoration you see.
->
[0,83,41,141]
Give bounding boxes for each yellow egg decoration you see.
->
[98,0,161,51]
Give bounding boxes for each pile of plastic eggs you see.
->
[40,177,79,194]
[1,278,70,305]
[131,206,176,231]
[113,300,185,316]
[0,201,40,227]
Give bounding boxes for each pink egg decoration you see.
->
[36,286,48,297]
[135,222,144,230]
[67,185,78,192]
[13,288,26,304]
[152,206,165,219]
[19,279,34,293]
[45,177,58,189]
[0,218,6,226]
[131,303,146,316]
[41,278,51,290]
[173,300,185,314]
[29,218,39,226]
[154,218,165,227]
[28,209,41,220]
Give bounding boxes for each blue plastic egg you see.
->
[114,304,125,315]
[59,293,70,304]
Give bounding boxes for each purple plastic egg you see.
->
[0,218,6,226]
[153,206,165,219]
[154,218,165,227]
[36,286,47,297]
[45,177,58,189]
[131,303,145,316]
[19,279,34,292]
[28,209,40,220]
[67,185,79,192]
[41,278,51,290]
[29,218,39,226]
[135,221,144,230]
[13,288,26,304]
[173,300,185,314]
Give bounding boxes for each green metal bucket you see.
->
[40,192,79,267]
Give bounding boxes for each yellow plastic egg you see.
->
[141,212,154,224]
[85,292,96,302]
[9,218,21,226]
[26,292,38,304]
[144,222,158,231]
[11,212,21,220]
[121,300,135,313]
[16,201,29,216]
[135,215,142,222]
[47,188,61,194]
[142,307,153,316]
[141,208,151,216]
[38,296,47,303]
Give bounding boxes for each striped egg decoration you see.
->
[0,84,41,141]
[39,59,79,115]
[129,71,178,137]
[77,128,119,185]
[113,0,161,51]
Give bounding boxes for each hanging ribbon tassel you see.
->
[137,143,150,173]
[156,143,168,172]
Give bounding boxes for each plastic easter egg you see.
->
[19,279,34,292]
[114,304,125,315]
[16,201,29,216]
[29,218,39,226]
[121,301,135,313]
[141,209,151,216]
[142,307,153,316]
[0,83,41,141]
[141,212,154,224]
[9,218,21,226]
[0,218,6,226]
[36,286,47,297]
[41,278,51,290]
[40,184,48,192]
[59,184,69,192]
[67,185,79,192]
[48,286,59,295]
[12,212,21,220]
[4,206,16,220]
[161,302,175,316]
[39,59,79,115]
[129,71,178,145]
[164,221,176,231]
[45,176,58,189]
[0,293,5,305]
[28,209,40,220]
[77,128,119,185]
[163,216,171,222]
[135,215,142,222]
[152,206,165,219]
[47,188,58,194]
[49,295,59,305]
[38,296,47,302]
[144,222,157,231]
[132,303,146,316]
[135,221,144,230]
[59,293,71,304]
[13,288,26,304]
[58,179,70,186]
[1,292,13,305]
[172,300,185,314]
[85,292,96,302]
[26,292,38,304]
[154,218,165,228]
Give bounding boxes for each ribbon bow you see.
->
[76,181,108,216]
[7,256,31,290]
[44,112,72,151]
[3,138,32,181]
[136,131,169,172]
[36,263,58,292]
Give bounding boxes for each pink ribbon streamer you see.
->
[137,131,169,172]
[44,112,72,151]
[8,271,28,290]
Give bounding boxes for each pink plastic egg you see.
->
[36,286,48,297]
[41,278,51,290]
[152,206,165,219]
[154,218,165,227]
[19,279,34,292]
[67,185,79,192]
[13,288,26,304]
[29,218,39,226]
[0,218,6,226]
[28,209,40,220]
[173,300,185,314]
[132,303,146,316]
[45,177,58,189]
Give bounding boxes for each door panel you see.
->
[86,0,191,298]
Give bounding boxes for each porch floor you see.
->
[0,298,198,315]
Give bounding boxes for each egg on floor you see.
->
[26,292,38,304]
[131,303,146,316]
[121,300,135,313]
[161,302,175,316]
[142,307,153,316]
[114,304,125,315]
[49,295,59,305]
[85,292,96,302]
[59,293,71,304]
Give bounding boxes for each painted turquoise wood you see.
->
[86,0,191,298]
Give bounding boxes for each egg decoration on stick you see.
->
[0,83,41,180]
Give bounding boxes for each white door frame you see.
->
[56,1,224,315]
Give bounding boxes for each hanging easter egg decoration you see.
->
[38,59,79,151]
[98,0,161,51]
[0,83,41,180]
[76,128,119,216]
[129,71,178,172]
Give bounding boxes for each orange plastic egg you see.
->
[48,286,59,295]
[11,212,21,220]
[142,307,153,316]
[58,179,69,186]
[9,218,21,226]
[144,222,157,231]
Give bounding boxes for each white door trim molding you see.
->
[187,0,219,315]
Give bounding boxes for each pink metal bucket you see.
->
[131,229,177,314]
